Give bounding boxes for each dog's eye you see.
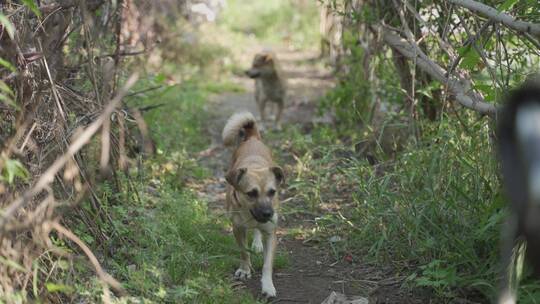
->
[267,189,276,197]
[247,190,258,198]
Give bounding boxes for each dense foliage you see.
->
[316,0,540,301]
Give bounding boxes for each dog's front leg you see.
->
[252,229,264,253]
[233,225,251,280]
[261,229,277,297]
[258,99,267,122]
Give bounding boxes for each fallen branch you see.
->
[378,26,497,116]
[0,73,139,229]
[448,0,540,37]
[52,222,126,295]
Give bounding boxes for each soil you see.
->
[196,48,426,304]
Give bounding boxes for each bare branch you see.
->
[448,0,540,37]
[379,26,497,116]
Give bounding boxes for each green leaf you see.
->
[0,256,26,272]
[0,57,16,73]
[497,0,519,11]
[0,80,14,97]
[0,93,15,108]
[22,0,42,17]
[0,14,15,39]
[0,92,19,109]
[45,283,74,294]
[474,84,493,95]
[459,46,481,70]
[1,158,29,184]
[0,79,17,109]
[474,83,498,102]
[154,73,166,84]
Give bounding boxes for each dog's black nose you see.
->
[251,206,274,223]
[245,69,260,79]
[261,207,274,219]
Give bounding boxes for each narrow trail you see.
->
[196,48,419,304]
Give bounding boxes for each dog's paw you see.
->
[261,278,276,298]
[234,268,251,280]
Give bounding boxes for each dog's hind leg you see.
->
[275,101,284,129]
[258,98,267,122]
[252,229,264,253]
[233,226,251,280]
[261,230,277,298]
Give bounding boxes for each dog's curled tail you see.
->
[222,112,261,146]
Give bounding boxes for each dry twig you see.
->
[0,74,139,230]
[51,222,126,295]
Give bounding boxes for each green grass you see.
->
[218,0,320,48]
[127,75,212,153]
[110,185,256,303]
[269,105,540,302]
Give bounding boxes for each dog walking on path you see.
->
[222,112,284,298]
[245,52,287,127]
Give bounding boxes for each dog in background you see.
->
[245,51,287,127]
[222,112,284,298]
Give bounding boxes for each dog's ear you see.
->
[226,168,247,187]
[271,166,284,185]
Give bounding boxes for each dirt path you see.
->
[196,48,420,304]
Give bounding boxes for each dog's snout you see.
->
[261,207,274,219]
[245,69,260,79]
[250,206,274,223]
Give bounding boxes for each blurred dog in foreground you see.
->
[497,75,540,304]
[245,51,287,127]
[222,112,284,298]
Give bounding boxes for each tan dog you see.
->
[245,52,287,127]
[222,112,284,298]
